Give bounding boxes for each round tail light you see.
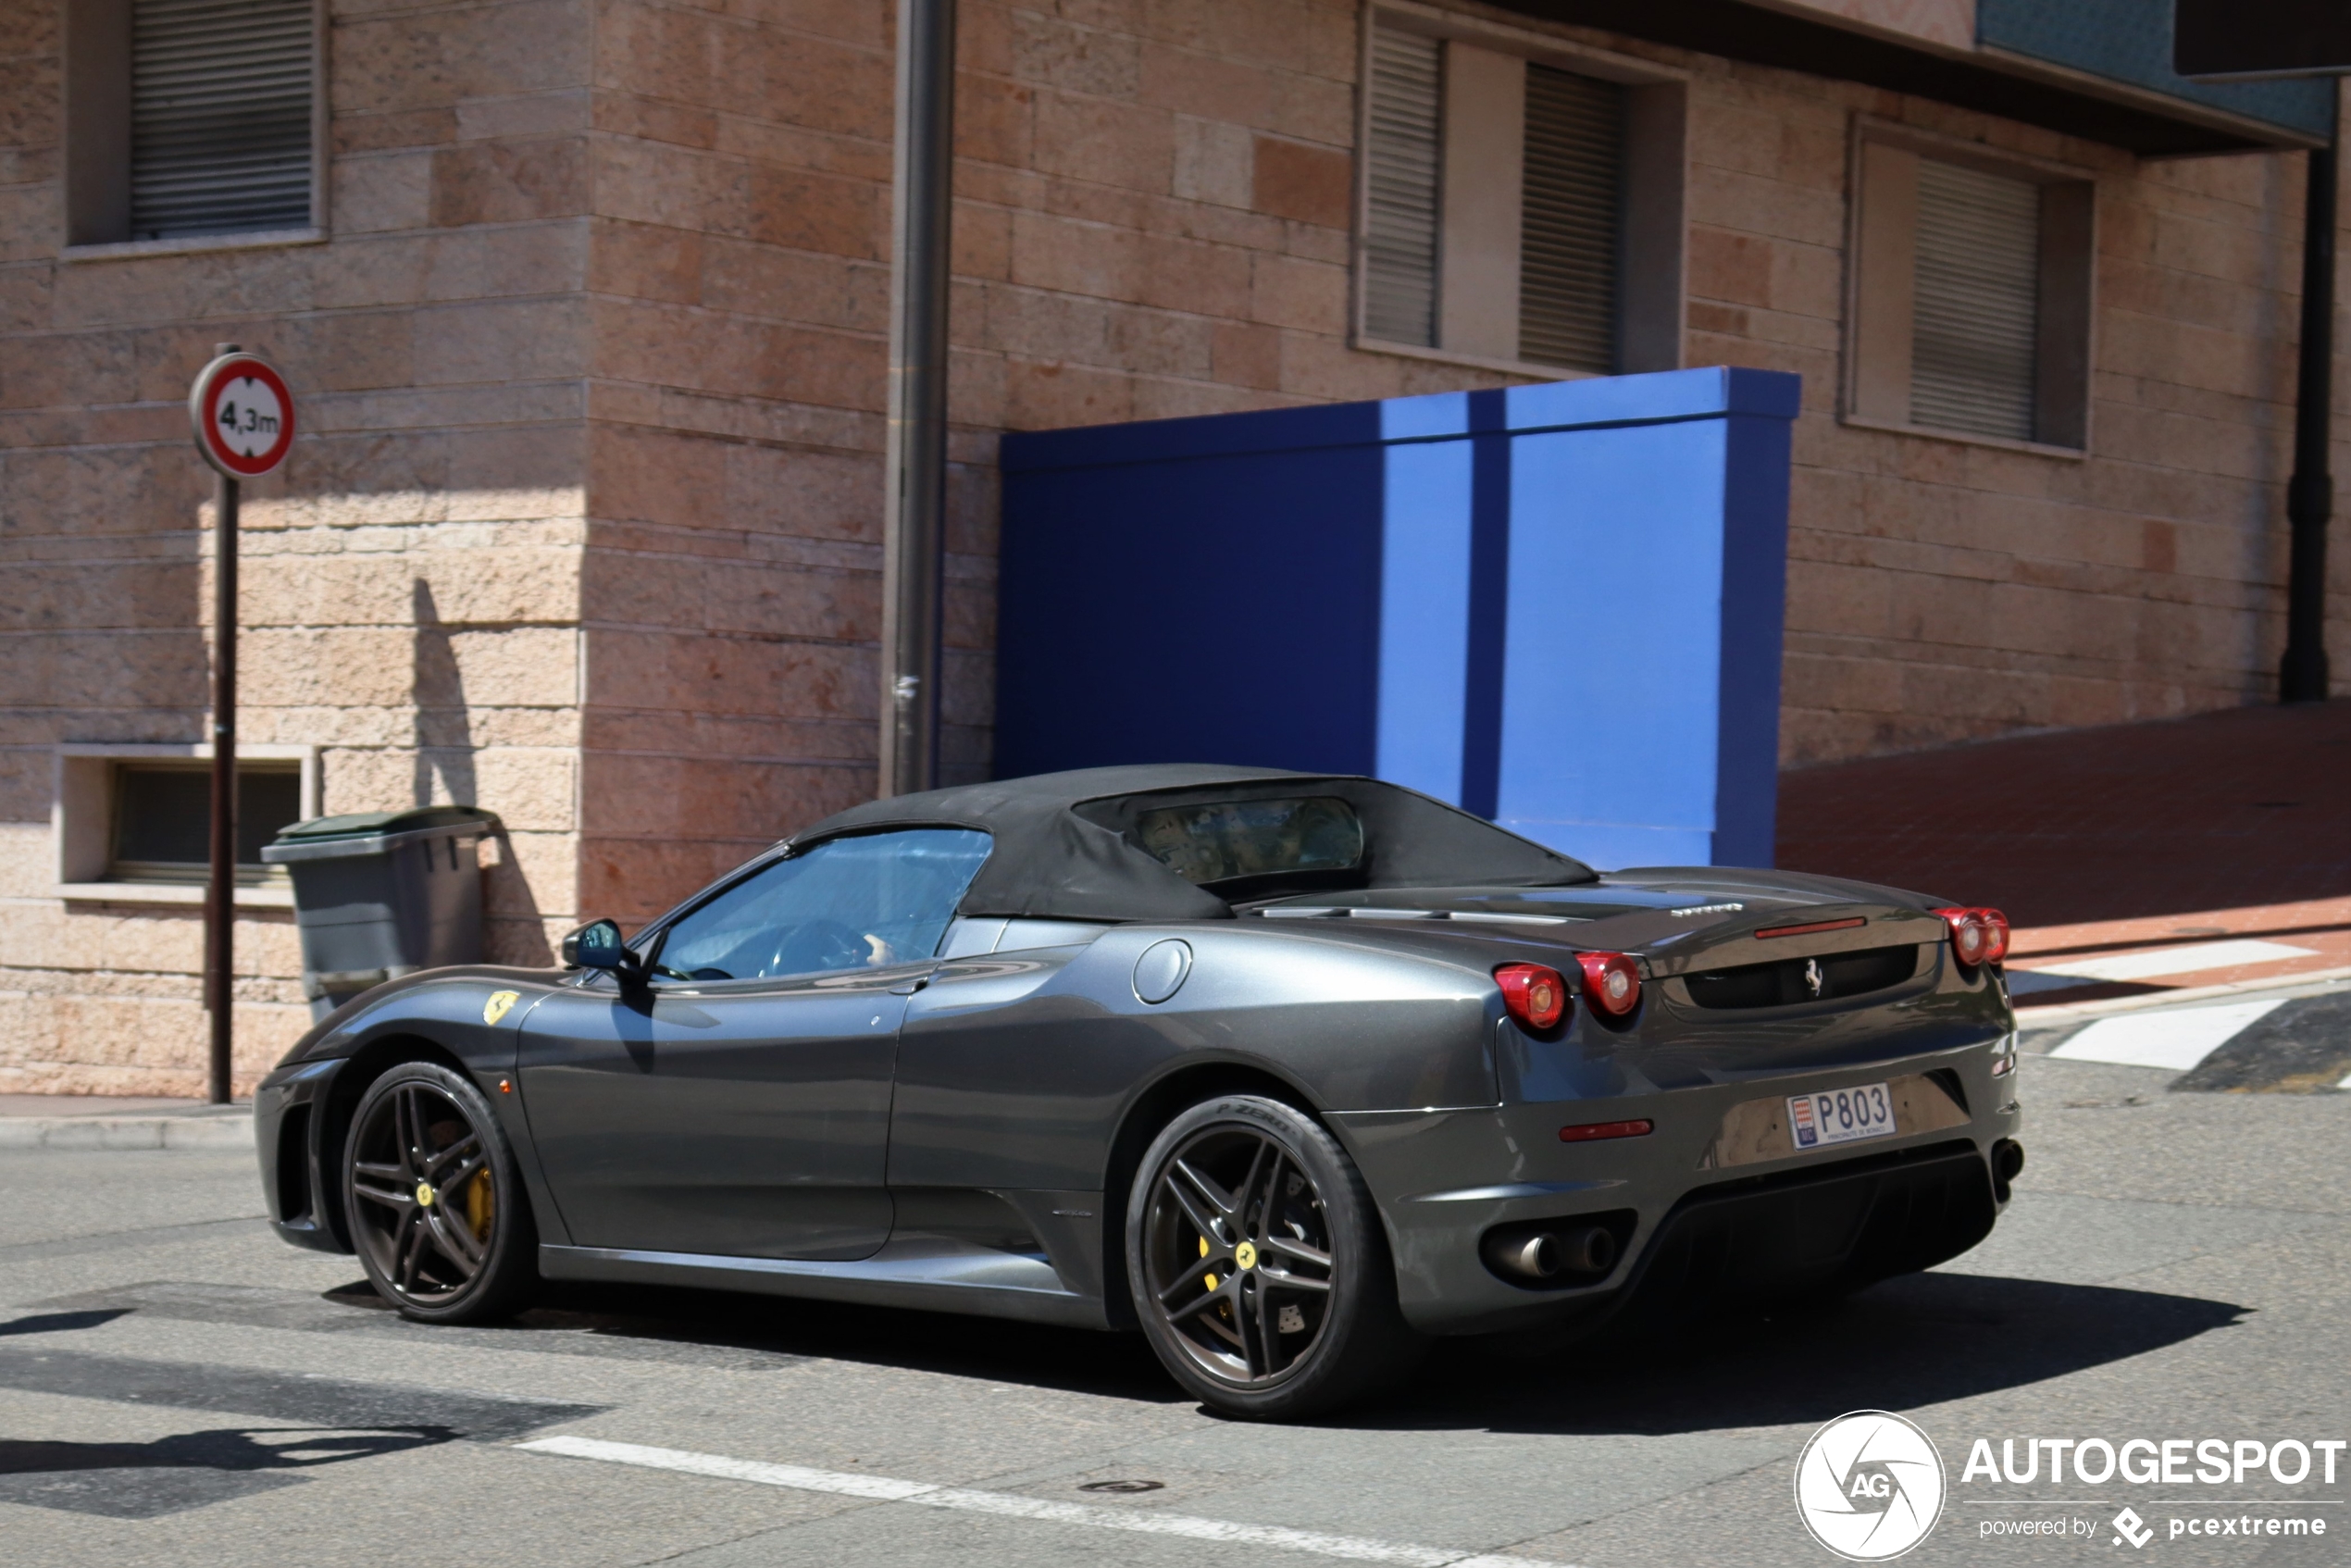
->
[1495,964,1568,1030]
[1934,907,1995,966]
[1575,952,1642,1017]
[1976,907,2011,963]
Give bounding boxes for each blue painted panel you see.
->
[993,442,1386,779]
[1375,437,1473,805]
[1495,422,1726,869]
[1711,412,1794,868]
[1978,0,2335,140]
[1501,365,1798,430]
[995,367,1802,867]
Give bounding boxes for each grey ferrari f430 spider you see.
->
[255,765,2022,1418]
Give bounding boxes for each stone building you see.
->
[1,0,2343,1094]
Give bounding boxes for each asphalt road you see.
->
[4,984,2347,1567]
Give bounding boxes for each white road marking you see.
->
[2336,1070,2351,1091]
[2015,939,2319,986]
[517,1435,1555,1566]
[2047,999,2287,1071]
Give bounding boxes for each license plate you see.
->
[1788,1083,1896,1150]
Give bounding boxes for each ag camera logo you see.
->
[1795,1411,1947,1561]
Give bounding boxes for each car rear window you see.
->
[1133,796,1364,888]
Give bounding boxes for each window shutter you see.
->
[131,0,314,241]
[1910,157,2040,442]
[1363,29,1442,347]
[1518,65,1623,375]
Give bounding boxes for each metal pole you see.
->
[205,461,239,1104]
[878,0,957,797]
[2283,135,2336,703]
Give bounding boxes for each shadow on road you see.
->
[330,1276,1190,1400]
[1367,1270,2247,1436]
[0,1426,448,1518]
[0,1309,126,1338]
[19,1267,2245,1434]
[342,1266,2240,1432]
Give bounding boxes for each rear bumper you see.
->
[1331,1036,2020,1335]
[1611,1138,1994,1318]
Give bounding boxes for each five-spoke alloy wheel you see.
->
[345,1060,538,1323]
[1128,1095,1421,1419]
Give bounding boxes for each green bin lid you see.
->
[273,805,502,842]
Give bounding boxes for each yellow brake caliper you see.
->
[466,1168,494,1241]
[1200,1235,1216,1292]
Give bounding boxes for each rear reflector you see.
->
[1494,963,1568,1030]
[1575,952,1642,1017]
[1560,1119,1653,1143]
[1754,915,1867,940]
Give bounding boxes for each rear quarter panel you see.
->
[888,925,1497,1191]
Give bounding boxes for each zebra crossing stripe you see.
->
[2047,999,2288,1071]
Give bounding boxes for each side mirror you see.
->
[561,918,628,971]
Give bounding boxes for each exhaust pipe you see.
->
[1486,1224,1618,1283]
[1991,1138,2024,1201]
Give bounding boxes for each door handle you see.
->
[889,976,930,995]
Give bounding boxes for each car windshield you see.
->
[653,828,992,981]
[1132,796,1364,888]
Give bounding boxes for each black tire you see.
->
[1126,1094,1424,1420]
[343,1060,539,1324]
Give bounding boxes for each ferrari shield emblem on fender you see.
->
[1803,959,1824,999]
[482,990,520,1026]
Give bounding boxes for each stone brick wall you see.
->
[0,0,2343,1094]
[0,0,597,1092]
[564,0,1532,925]
[1674,61,2346,762]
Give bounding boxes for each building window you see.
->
[1363,29,1443,348]
[110,764,304,884]
[55,744,317,906]
[66,0,323,248]
[1518,64,1624,374]
[1356,12,1685,376]
[1847,127,2095,450]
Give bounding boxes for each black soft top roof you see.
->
[787,764,1596,921]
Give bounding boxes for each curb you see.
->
[0,1115,254,1151]
[2016,964,2351,1029]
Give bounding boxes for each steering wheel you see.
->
[762,919,875,978]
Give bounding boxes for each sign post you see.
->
[188,346,295,1104]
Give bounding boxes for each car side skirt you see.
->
[538,1241,1114,1330]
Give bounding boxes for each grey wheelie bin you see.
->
[262,806,503,1019]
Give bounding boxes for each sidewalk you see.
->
[0,1094,253,1150]
[1777,699,2351,1011]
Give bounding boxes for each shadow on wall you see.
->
[1775,700,2351,927]
[411,580,549,966]
[410,579,475,811]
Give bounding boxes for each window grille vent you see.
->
[1363,29,1442,347]
[1910,157,2040,442]
[131,0,314,241]
[1518,65,1623,375]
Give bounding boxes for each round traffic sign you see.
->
[189,352,296,477]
